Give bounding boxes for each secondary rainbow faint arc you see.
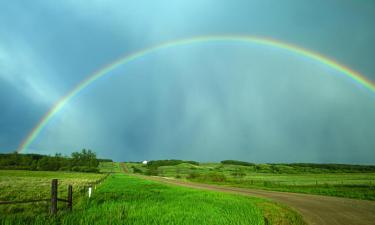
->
[17,35,375,153]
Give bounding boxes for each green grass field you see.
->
[128,162,375,200]
[98,162,122,173]
[0,167,305,225]
[0,170,105,218]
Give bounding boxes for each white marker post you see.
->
[88,186,92,198]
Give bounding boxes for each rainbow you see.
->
[17,35,375,153]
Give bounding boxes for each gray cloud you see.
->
[28,45,375,163]
[0,37,60,104]
[1,0,375,163]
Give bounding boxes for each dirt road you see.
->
[137,175,375,225]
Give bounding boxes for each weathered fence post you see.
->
[67,185,73,211]
[51,179,58,215]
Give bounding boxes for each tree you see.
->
[71,149,99,172]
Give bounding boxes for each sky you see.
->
[0,0,375,163]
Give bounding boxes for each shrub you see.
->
[147,160,199,169]
[132,166,143,174]
[187,172,201,179]
[231,170,246,178]
[204,172,227,182]
[145,168,159,176]
[221,160,255,167]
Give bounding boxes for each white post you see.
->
[88,187,92,198]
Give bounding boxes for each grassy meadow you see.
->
[98,161,122,173]
[0,170,105,219]
[5,160,373,224]
[0,163,306,225]
[128,161,375,200]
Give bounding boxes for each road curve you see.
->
[136,175,375,225]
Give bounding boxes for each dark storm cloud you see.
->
[0,0,374,163]
[0,79,46,151]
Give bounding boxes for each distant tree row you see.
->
[220,160,375,173]
[147,159,199,168]
[0,149,109,172]
[221,160,255,167]
[145,159,199,175]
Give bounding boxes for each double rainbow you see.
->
[17,35,375,153]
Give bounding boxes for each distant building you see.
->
[142,160,148,165]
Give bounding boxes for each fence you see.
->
[82,172,110,195]
[0,179,72,215]
[0,173,110,215]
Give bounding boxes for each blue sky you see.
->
[1,0,375,163]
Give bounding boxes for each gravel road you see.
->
[139,175,375,225]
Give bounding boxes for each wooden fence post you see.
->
[67,185,73,211]
[51,179,58,215]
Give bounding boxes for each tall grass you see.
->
[1,173,306,225]
[0,170,105,218]
[129,162,375,200]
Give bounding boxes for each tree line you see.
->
[220,160,375,173]
[0,149,111,172]
[144,159,199,175]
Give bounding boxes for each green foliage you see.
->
[187,172,201,179]
[255,164,273,173]
[97,159,113,162]
[1,173,306,225]
[147,159,199,169]
[37,154,65,171]
[231,168,246,178]
[132,166,143,174]
[131,160,375,176]
[71,149,99,169]
[219,160,375,173]
[221,160,255,167]
[0,149,101,172]
[71,166,99,173]
[187,172,227,182]
[128,161,375,200]
[98,162,122,173]
[0,170,105,217]
[257,201,306,225]
[143,160,200,177]
[284,163,375,173]
[203,172,227,182]
[0,153,43,170]
[144,167,159,176]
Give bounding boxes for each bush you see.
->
[82,167,99,173]
[147,160,199,169]
[204,172,227,182]
[187,172,226,182]
[59,166,71,171]
[221,160,255,167]
[187,172,201,179]
[145,168,159,176]
[71,166,99,173]
[132,166,143,174]
[231,169,246,178]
